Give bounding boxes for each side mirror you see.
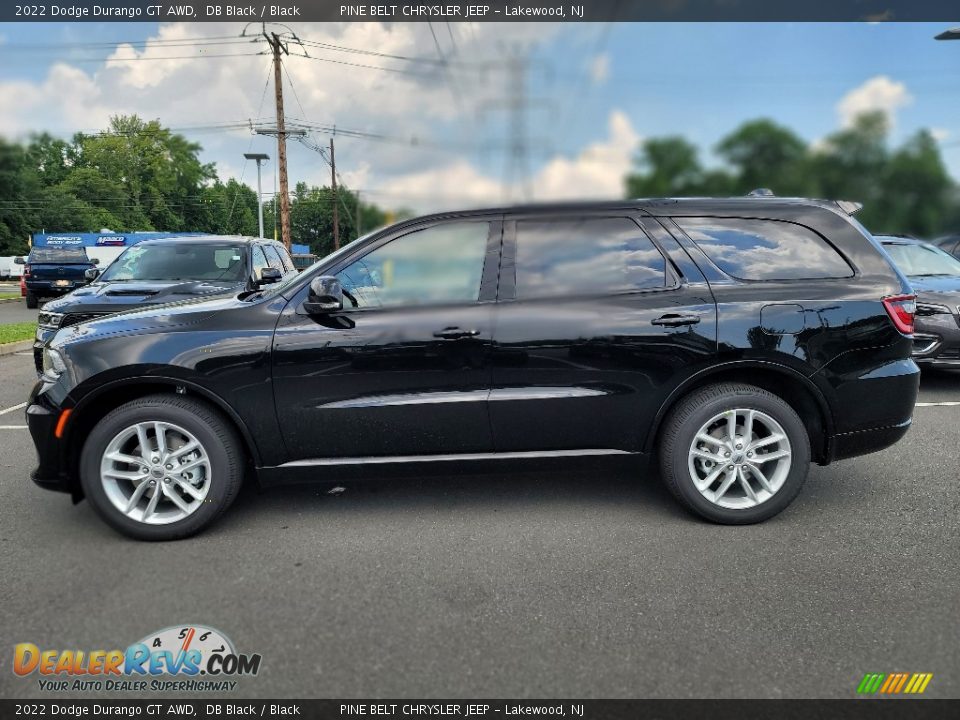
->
[84,267,100,282]
[13,257,24,265]
[304,276,343,314]
[259,267,282,285]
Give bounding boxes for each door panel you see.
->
[489,214,717,453]
[271,219,501,461]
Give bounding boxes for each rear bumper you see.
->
[25,281,78,297]
[830,418,913,462]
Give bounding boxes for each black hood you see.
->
[906,275,960,308]
[41,279,244,315]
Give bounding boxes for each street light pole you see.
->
[244,153,270,239]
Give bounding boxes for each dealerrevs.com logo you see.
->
[13,625,262,693]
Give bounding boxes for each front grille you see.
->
[61,312,106,328]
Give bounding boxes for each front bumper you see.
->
[26,385,73,495]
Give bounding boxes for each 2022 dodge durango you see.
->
[27,198,920,540]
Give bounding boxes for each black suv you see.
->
[27,198,920,540]
[34,235,297,373]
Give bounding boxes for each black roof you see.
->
[131,235,284,247]
[394,196,855,225]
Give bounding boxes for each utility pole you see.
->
[244,152,269,239]
[264,30,292,251]
[355,190,361,239]
[330,137,339,250]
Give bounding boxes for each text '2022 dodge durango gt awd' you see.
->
[27,198,920,540]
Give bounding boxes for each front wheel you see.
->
[659,383,811,524]
[80,394,243,540]
[25,292,38,309]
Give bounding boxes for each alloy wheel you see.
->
[687,408,792,510]
[99,421,211,525]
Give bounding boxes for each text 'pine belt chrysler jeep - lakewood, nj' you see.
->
[26,196,920,540]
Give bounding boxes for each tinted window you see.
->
[263,245,284,271]
[251,246,269,281]
[100,244,247,282]
[277,246,295,272]
[677,218,852,280]
[337,222,489,309]
[28,247,89,263]
[515,217,667,299]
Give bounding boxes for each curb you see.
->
[0,297,23,304]
[0,339,34,357]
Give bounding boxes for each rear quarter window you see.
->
[676,217,853,281]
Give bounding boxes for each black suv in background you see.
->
[27,198,919,540]
[17,246,99,308]
[33,235,297,373]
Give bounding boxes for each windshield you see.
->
[28,247,89,263]
[882,242,960,277]
[100,243,248,282]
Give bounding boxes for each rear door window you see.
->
[514,217,668,299]
[676,218,853,281]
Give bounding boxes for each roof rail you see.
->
[746,188,775,197]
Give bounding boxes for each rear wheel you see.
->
[659,383,810,524]
[25,292,38,309]
[80,394,243,540]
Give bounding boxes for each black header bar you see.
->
[1,700,957,719]
[3,0,960,23]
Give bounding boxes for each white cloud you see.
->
[379,110,641,211]
[589,53,609,85]
[532,110,639,200]
[837,75,912,128]
[931,127,950,142]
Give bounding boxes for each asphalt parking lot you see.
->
[0,348,957,700]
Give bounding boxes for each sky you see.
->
[0,21,959,214]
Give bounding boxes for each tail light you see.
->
[882,294,916,335]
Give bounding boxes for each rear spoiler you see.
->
[835,200,863,216]
[744,189,864,216]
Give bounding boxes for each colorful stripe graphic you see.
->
[857,673,933,695]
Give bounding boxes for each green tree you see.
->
[716,119,811,196]
[879,129,952,236]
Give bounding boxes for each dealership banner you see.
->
[4,0,960,23]
[1,700,957,719]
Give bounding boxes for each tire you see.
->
[80,394,243,540]
[659,382,810,524]
[25,292,38,309]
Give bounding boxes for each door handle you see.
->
[433,327,481,340]
[652,313,701,327]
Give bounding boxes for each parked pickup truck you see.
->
[16,247,99,308]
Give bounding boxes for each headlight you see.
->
[42,347,67,378]
[38,311,64,329]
